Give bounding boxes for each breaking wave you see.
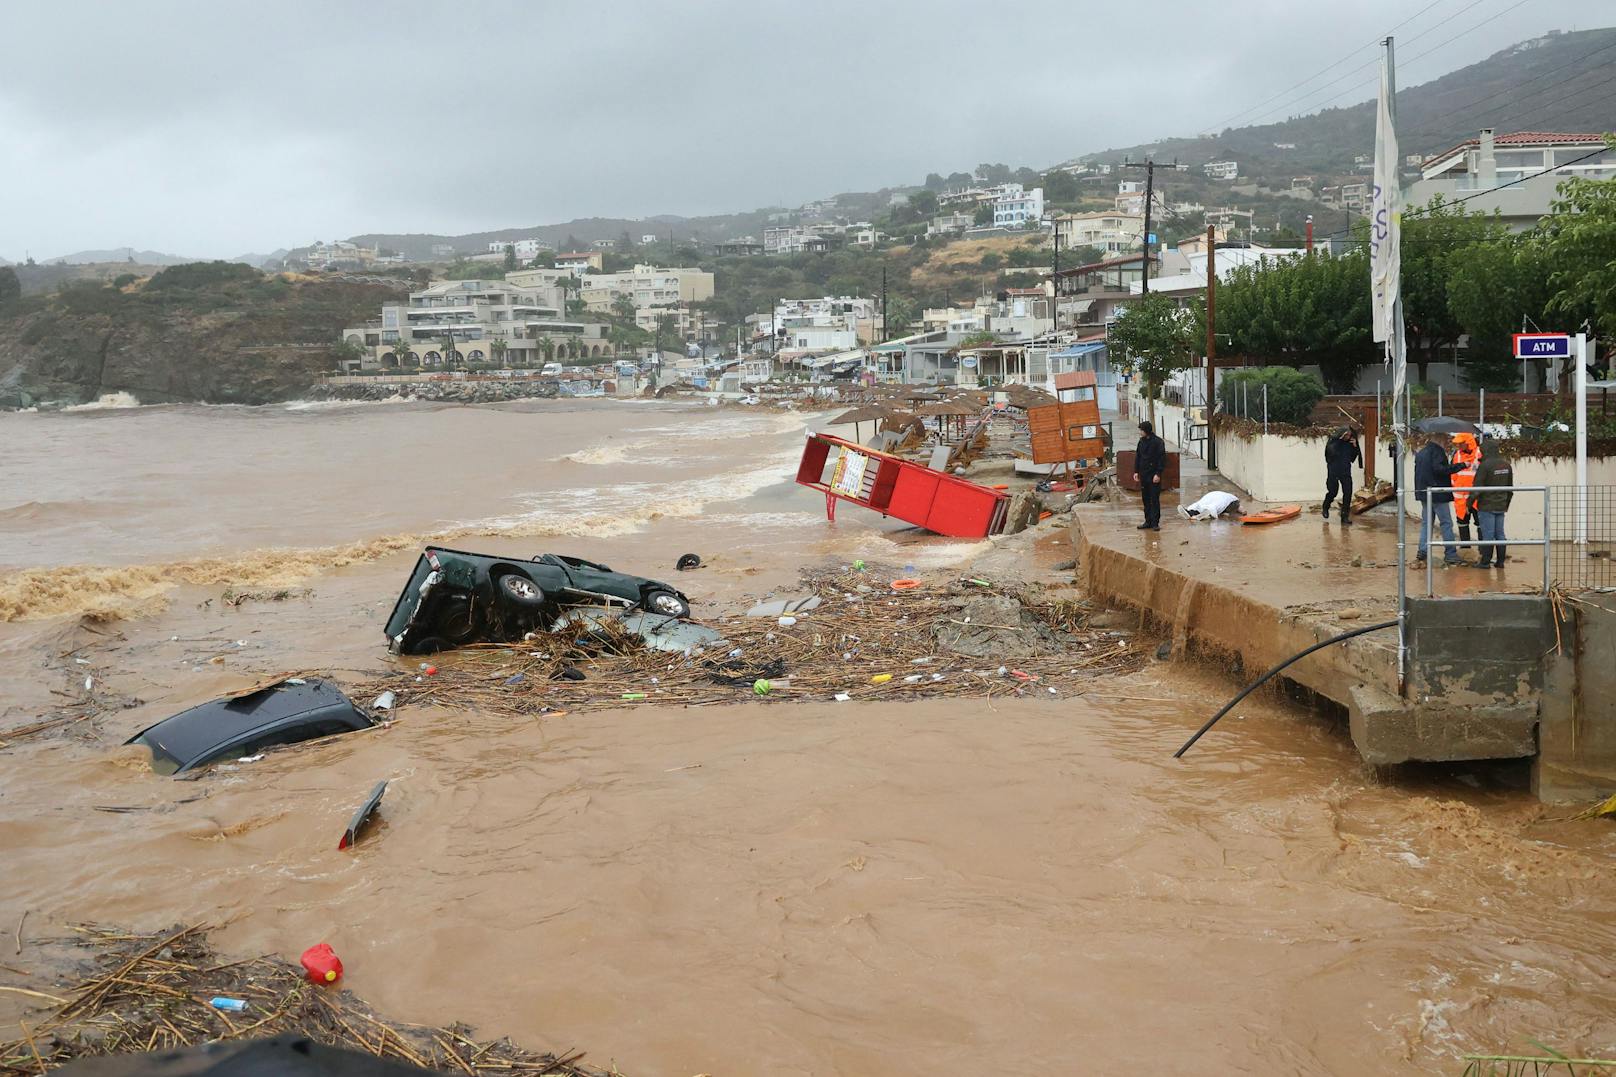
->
[0,447,805,623]
[561,444,632,465]
[63,392,142,411]
[281,395,416,411]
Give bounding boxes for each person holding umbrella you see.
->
[1413,421,1467,565]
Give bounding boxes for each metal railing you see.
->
[1422,485,1549,596]
[1550,484,1616,591]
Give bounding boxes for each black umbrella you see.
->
[1412,416,1478,435]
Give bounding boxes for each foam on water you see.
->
[62,392,143,411]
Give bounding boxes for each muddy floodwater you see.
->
[3,397,1616,1074]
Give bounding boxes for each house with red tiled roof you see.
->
[1408,128,1614,230]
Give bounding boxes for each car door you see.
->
[552,556,629,604]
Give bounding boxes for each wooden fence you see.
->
[1307,392,1609,428]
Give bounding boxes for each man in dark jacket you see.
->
[1133,420,1167,530]
[1469,438,1515,568]
[1321,427,1362,525]
[1413,433,1462,564]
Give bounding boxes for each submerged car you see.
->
[384,546,693,655]
[126,679,374,776]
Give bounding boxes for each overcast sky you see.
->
[1,0,1606,260]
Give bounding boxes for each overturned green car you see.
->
[384,546,693,655]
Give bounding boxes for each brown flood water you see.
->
[3,397,1616,1074]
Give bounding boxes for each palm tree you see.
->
[490,337,508,366]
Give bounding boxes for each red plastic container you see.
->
[300,943,343,985]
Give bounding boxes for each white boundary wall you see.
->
[1214,427,1616,540]
[1213,429,1326,502]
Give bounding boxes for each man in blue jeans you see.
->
[1468,437,1515,568]
[1413,432,1462,565]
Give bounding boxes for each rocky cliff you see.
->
[0,265,405,408]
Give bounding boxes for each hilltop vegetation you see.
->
[0,263,404,407]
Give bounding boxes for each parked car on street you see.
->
[384,546,693,655]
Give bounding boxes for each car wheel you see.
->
[408,636,450,656]
[435,597,480,643]
[644,590,690,619]
[496,572,546,608]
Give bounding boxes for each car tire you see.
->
[644,590,690,619]
[496,572,547,608]
[435,597,480,643]
[409,636,450,655]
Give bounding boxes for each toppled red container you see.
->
[300,943,343,985]
[795,433,1010,538]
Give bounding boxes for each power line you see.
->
[1240,0,1532,130]
[1201,0,1475,134]
[1397,34,1616,145]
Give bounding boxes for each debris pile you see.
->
[353,569,1142,715]
[0,924,614,1075]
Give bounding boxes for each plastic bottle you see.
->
[621,692,647,701]
[209,997,248,1012]
[870,673,893,685]
[300,943,343,985]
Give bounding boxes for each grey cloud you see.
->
[0,0,1604,258]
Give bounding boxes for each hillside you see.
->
[322,29,1613,264]
[1080,29,1616,183]
[44,247,200,266]
[0,264,404,408]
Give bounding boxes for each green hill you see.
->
[1079,28,1616,183]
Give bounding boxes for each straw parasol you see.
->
[827,404,893,442]
[914,398,980,438]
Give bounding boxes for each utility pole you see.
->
[1205,224,1217,470]
[1051,230,1061,328]
[880,265,887,345]
[1124,159,1156,294]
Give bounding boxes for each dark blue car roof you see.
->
[126,680,370,773]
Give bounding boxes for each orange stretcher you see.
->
[1239,505,1301,525]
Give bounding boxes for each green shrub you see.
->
[147,261,262,290]
[1217,366,1325,426]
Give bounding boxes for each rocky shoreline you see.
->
[304,379,569,404]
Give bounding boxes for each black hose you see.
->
[1172,619,1399,759]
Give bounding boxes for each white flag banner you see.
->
[1370,52,1402,397]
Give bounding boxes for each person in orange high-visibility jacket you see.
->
[1450,431,1481,554]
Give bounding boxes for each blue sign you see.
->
[1514,332,1571,359]
[1147,233,1158,245]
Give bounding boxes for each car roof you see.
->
[126,680,370,771]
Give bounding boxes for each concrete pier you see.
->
[1068,474,1609,801]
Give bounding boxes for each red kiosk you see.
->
[795,432,1011,538]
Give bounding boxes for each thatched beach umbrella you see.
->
[827,404,892,442]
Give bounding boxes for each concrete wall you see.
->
[1537,601,1616,802]
[1213,429,1327,502]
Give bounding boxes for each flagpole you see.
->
[1385,35,1410,693]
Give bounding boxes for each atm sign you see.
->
[1513,333,1571,359]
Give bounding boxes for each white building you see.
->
[305,240,378,270]
[927,212,974,237]
[1204,161,1239,181]
[940,181,1032,209]
[1408,128,1615,231]
[340,279,610,370]
[640,233,659,244]
[771,297,879,351]
[993,185,1044,228]
[1053,211,1144,255]
[573,264,714,313]
[486,238,550,261]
